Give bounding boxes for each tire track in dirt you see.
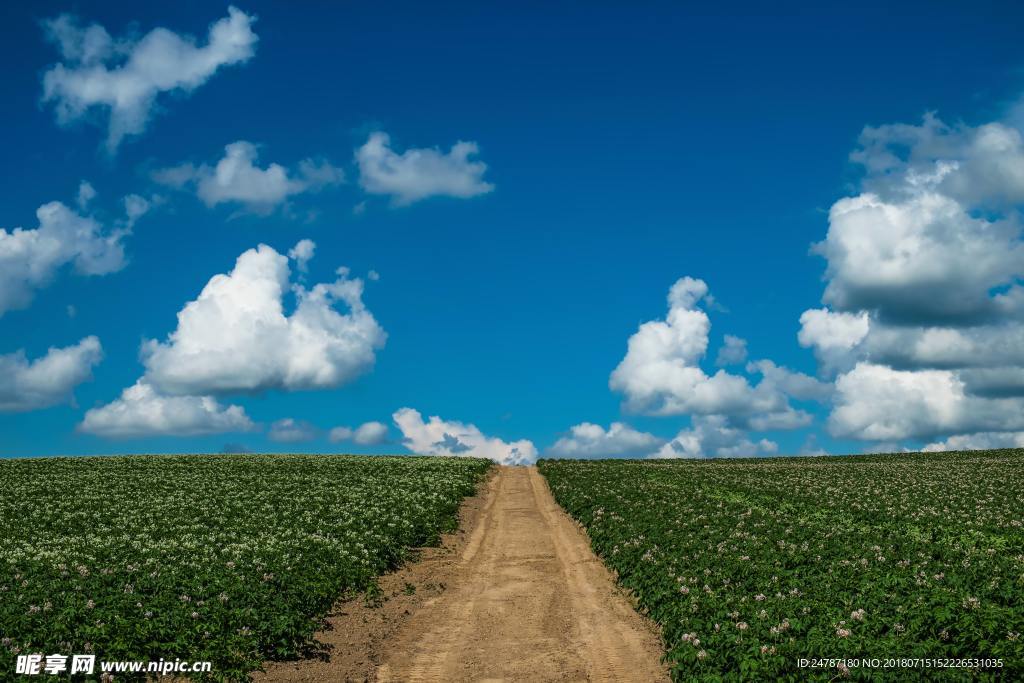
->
[374,466,668,683]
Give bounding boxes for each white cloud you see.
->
[268,418,317,443]
[814,191,1022,325]
[853,113,1024,208]
[78,380,253,438]
[353,420,389,445]
[650,416,778,459]
[797,308,870,372]
[392,407,536,465]
[154,141,343,213]
[123,194,151,224]
[715,334,748,366]
[0,196,144,317]
[288,239,315,272]
[829,363,1024,441]
[76,181,96,209]
[808,113,1024,329]
[328,420,389,445]
[804,107,1024,449]
[327,426,352,442]
[860,442,911,455]
[800,311,1024,394]
[547,422,663,458]
[41,7,258,152]
[746,360,833,403]
[0,336,103,412]
[141,240,386,396]
[922,431,1024,452]
[356,132,494,205]
[609,277,822,428]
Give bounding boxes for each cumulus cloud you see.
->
[78,380,253,438]
[814,190,1022,325]
[715,334,748,366]
[76,180,96,209]
[154,141,343,213]
[354,421,389,444]
[797,308,870,372]
[853,112,1024,208]
[288,239,315,272]
[141,241,386,396]
[268,418,317,443]
[810,112,1024,328]
[0,336,103,412]
[922,431,1024,452]
[392,407,536,465]
[609,277,823,428]
[356,132,494,205]
[829,363,1024,441]
[547,422,663,459]
[746,360,833,403]
[329,420,389,445]
[802,107,1024,448]
[650,416,778,459]
[327,426,352,442]
[0,195,146,318]
[41,7,258,152]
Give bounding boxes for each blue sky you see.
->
[3,1,1024,460]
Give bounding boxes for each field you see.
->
[3,451,1021,682]
[538,450,1024,681]
[0,454,491,680]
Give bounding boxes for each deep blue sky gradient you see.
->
[2,1,1024,456]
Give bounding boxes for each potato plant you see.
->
[0,454,490,680]
[539,449,1024,681]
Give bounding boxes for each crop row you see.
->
[0,454,491,680]
[538,449,1024,681]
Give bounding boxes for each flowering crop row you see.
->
[538,449,1024,681]
[0,454,491,680]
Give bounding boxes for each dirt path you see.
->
[375,466,667,682]
[258,466,668,682]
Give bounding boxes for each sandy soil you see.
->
[258,466,668,683]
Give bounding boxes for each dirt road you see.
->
[259,465,668,682]
[375,466,667,682]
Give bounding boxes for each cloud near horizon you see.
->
[393,408,536,465]
[546,422,663,459]
[268,418,318,443]
[651,415,779,459]
[79,380,254,438]
[329,421,389,445]
[800,110,1024,449]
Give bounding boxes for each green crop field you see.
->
[0,454,491,680]
[538,450,1024,681]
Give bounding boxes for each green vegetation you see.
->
[538,450,1024,681]
[0,454,490,680]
